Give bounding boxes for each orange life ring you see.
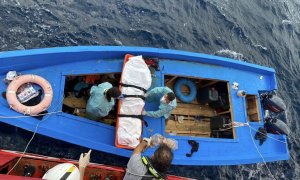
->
[6,74,53,115]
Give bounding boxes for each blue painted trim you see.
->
[0,46,275,74]
[58,113,115,130]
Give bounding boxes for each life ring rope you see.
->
[7,91,16,94]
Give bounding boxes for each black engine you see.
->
[261,92,286,113]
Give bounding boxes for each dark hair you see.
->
[106,87,121,102]
[151,143,173,174]
[167,92,175,102]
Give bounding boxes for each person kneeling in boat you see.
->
[86,82,121,120]
[123,134,177,180]
[142,87,177,119]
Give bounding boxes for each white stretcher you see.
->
[115,54,152,149]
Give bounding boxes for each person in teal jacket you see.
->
[86,82,121,120]
[143,87,177,119]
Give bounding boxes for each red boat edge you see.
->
[0,149,192,180]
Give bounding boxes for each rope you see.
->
[247,124,287,144]
[7,117,43,175]
[6,100,62,175]
[248,124,278,180]
[232,122,287,144]
[0,111,61,118]
[232,121,249,127]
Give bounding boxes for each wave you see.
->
[214,49,245,61]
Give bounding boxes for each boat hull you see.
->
[0,46,289,166]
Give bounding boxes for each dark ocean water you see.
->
[0,0,299,179]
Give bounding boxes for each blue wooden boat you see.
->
[0,46,289,166]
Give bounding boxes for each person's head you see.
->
[106,87,121,102]
[151,143,173,173]
[160,92,175,104]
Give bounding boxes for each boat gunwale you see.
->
[0,46,276,73]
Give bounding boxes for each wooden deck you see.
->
[63,75,233,138]
[165,76,217,137]
[166,118,212,137]
[166,102,215,137]
[63,94,116,125]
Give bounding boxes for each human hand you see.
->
[142,137,151,146]
[148,134,178,150]
[79,149,92,168]
[163,138,178,150]
[150,134,165,147]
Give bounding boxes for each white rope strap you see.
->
[7,90,16,94]
[31,74,35,82]
[232,122,249,127]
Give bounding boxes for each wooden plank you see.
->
[176,97,199,105]
[247,108,258,115]
[226,83,236,139]
[165,118,211,137]
[189,125,211,132]
[165,120,178,130]
[250,114,259,121]
[246,103,256,109]
[165,130,211,135]
[246,95,257,100]
[180,116,211,121]
[165,76,178,85]
[246,95,261,122]
[172,103,215,116]
[217,110,230,115]
[63,96,87,108]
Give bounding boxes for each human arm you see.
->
[144,105,171,118]
[132,139,149,155]
[132,134,173,155]
[79,150,92,180]
[79,167,85,180]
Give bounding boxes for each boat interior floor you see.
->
[62,68,234,139]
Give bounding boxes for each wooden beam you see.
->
[165,76,178,85]
[199,80,218,89]
[165,130,211,135]
[217,110,230,115]
[172,103,216,116]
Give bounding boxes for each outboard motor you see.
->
[261,92,286,113]
[265,117,290,136]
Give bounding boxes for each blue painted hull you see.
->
[0,46,289,165]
